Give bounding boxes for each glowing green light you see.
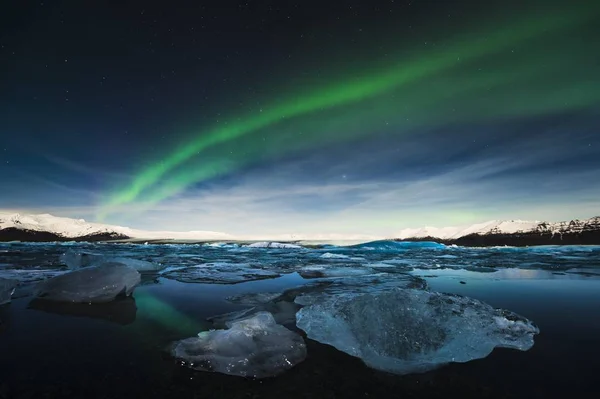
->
[100,5,598,218]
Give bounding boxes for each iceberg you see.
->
[0,277,18,305]
[170,311,306,378]
[37,262,141,303]
[296,288,539,375]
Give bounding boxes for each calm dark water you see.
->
[1,242,600,398]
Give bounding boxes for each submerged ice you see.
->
[171,311,306,378]
[296,288,539,375]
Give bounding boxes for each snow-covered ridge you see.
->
[0,212,233,241]
[396,217,600,240]
[2,212,599,243]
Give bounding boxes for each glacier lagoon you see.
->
[1,241,600,398]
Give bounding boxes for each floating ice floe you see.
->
[61,249,164,272]
[171,311,307,378]
[246,242,302,249]
[296,288,539,375]
[298,265,376,279]
[162,262,280,284]
[37,262,141,303]
[0,277,18,305]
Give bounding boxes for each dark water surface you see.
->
[1,242,600,398]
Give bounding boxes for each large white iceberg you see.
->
[37,262,141,303]
[0,277,18,305]
[296,288,539,375]
[171,311,306,378]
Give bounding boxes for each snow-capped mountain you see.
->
[1,212,599,245]
[397,220,542,240]
[397,217,600,240]
[0,212,234,242]
[396,217,600,246]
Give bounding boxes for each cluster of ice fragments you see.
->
[168,272,539,378]
[1,244,541,379]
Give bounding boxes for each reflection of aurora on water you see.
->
[125,290,206,338]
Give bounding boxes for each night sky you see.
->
[1,0,599,236]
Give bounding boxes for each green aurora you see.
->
[99,3,600,219]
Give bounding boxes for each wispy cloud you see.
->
[3,117,599,237]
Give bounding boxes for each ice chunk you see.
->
[0,277,18,305]
[296,288,539,375]
[171,311,306,378]
[37,262,141,303]
[61,249,163,272]
[246,242,302,249]
[299,265,375,279]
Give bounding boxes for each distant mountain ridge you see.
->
[1,212,599,246]
[0,212,233,242]
[395,217,600,246]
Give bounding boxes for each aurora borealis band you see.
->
[2,0,600,235]
[99,0,600,219]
